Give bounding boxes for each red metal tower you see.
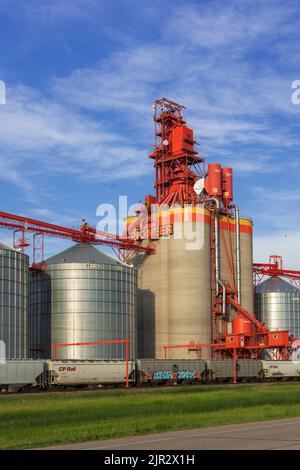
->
[148,98,296,364]
[149,97,204,206]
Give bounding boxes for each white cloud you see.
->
[0,0,101,23]
[0,0,300,215]
[254,230,300,270]
[0,83,152,193]
[255,187,300,203]
[167,0,297,53]
[52,46,174,116]
[48,2,300,160]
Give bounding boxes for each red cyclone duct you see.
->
[207,163,222,197]
[221,167,233,202]
[232,312,252,335]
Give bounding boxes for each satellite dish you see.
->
[163,139,169,146]
[194,178,204,195]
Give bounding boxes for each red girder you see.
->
[0,211,154,257]
[253,255,300,283]
[226,294,269,333]
[254,265,300,280]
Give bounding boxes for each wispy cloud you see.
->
[0,0,102,23]
[1,0,300,265]
[254,230,300,269]
[168,1,297,52]
[50,1,300,158]
[0,83,152,193]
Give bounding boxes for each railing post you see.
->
[233,348,237,384]
[125,339,129,388]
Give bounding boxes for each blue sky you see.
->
[1,0,300,266]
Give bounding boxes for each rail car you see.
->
[261,361,300,380]
[135,359,275,384]
[0,360,46,391]
[135,359,207,384]
[1,359,300,392]
[47,360,136,388]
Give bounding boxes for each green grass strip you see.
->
[0,382,300,449]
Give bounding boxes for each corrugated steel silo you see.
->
[0,241,28,359]
[29,243,137,360]
[255,277,300,339]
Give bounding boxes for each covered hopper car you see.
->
[1,359,300,392]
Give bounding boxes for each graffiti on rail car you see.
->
[151,370,200,381]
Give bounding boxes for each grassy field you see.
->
[1,383,300,449]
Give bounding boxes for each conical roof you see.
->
[256,276,299,294]
[46,243,125,266]
[0,240,16,251]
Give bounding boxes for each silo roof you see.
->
[46,243,127,266]
[256,276,299,293]
[0,240,16,251]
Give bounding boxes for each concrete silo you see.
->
[131,206,253,359]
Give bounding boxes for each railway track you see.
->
[2,378,298,396]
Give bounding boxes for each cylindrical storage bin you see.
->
[132,206,211,359]
[232,312,252,335]
[255,277,300,339]
[0,241,29,359]
[131,206,254,359]
[208,163,222,197]
[219,215,254,316]
[221,167,233,202]
[29,244,137,360]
